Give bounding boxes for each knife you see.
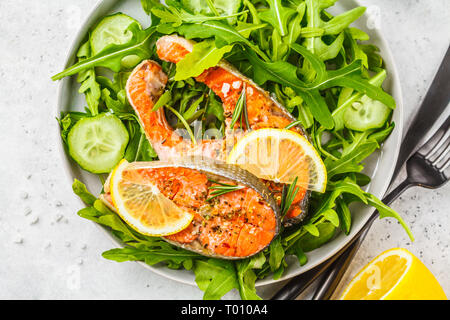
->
[271,45,450,301]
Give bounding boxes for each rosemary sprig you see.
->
[230,83,250,130]
[280,177,300,218]
[165,105,197,145]
[285,120,302,130]
[207,179,245,202]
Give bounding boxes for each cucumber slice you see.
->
[68,113,129,174]
[343,95,391,131]
[90,13,142,68]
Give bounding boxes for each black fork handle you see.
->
[311,179,413,300]
[271,179,413,300]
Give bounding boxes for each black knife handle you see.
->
[393,45,450,179]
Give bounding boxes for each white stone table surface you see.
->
[0,0,449,300]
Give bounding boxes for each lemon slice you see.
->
[227,128,327,193]
[340,248,447,300]
[109,160,194,236]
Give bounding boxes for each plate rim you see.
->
[55,0,404,288]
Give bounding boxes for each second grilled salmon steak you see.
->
[101,158,280,259]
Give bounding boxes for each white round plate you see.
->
[56,0,403,288]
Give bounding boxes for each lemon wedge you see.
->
[340,248,447,300]
[227,128,327,193]
[109,160,194,236]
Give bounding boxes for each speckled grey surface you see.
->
[0,0,449,300]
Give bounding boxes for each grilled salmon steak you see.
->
[101,158,280,259]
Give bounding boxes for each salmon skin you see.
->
[101,157,280,259]
[125,35,310,226]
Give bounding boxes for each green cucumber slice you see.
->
[68,113,129,174]
[343,95,391,131]
[90,13,142,68]
[90,13,140,54]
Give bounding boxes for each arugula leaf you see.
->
[336,196,351,234]
[361,44,384,70]
[304,0,365,60]
[235,21,267,38]
[259,0,296,37]
[205,91,225,121]
[303,223,319,236]
[344,28,368,68]
[322,72,396,109]
[72,179,97,206]
[290,43,327,85]
[313,177,368,220]
[177,20,270,61]
[194,259,239,300]
[152,2,246,27]
[101,88,129,113]
[298,222,336,252]
[175,40,233,80]
[245,49,334,128]
[57,112,88,144]
[52,25,156,80]
[181,0,244,24]
[369,122,395,144]
[325,140,379,178]
[323,208,340,227]
[124,123,158,162]
[285,240,308,266]
[323,6,366,35]
[152,90,172,112]
[269,237,285,271]
[236,253,265,300]
[365,193,414,241]
[141,0,160,14]
[102,244,200,267]
[76,41,101,115]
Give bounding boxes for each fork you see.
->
[271,114,450,300]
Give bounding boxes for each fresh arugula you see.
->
[259,0,297,37]
[175,40,233,80]
[303,0,365,61]
[152,3,246,27]
[175,20,270,61]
